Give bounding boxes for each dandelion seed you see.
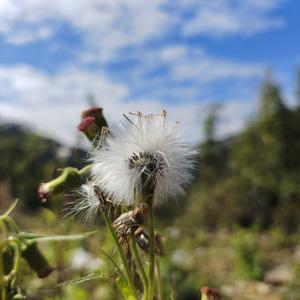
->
[91,111,195,206]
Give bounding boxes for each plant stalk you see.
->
[130,233,148,300]
[155,258,162,300]
[0,244,6,300]
[147,202,155,300]
[101,211,137,299]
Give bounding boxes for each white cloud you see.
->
[0,0,171,60]
[5,26,52,45]
[217,100,256,138]
[0,1,287,146]
[0,0,285,51]
[0,64,255,145]
[159,46,263,82]
[181,0,284,37]
[115,45,264,89]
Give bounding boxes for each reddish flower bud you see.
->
[200,287,221,300]
[77,116,96,131]
[77,116,99,140]
[78,107,108,141]
[22,242,54,278]
[38,183,51,203]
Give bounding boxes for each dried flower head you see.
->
[134,227,164,255]
[91,111,195,206]
[113,208,146,249]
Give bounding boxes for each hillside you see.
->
[0,123,86,209]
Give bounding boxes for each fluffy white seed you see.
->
[91,112,196,206]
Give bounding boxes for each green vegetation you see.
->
[1,69,300,299]
[183,73,300,232]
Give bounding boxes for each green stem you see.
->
[78,165,92,175]
[155,258,162,300]
[6,240,21,286]
[147,202,155,300]
[101,212,137,299]
[0,220,8,238]
[130,233,148,300]
[0,216,19,233]
[45,165,92,195]
[0,244,7,300]
[4,199,19,216]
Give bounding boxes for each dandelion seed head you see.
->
[91,111,196,206]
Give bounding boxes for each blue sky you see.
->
[0,0,299,144]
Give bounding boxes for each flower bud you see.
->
[200,287,221,300]
[78,107,108,141]
[22,242,54,278]
[38,166,91,203]
[38,182,52,203]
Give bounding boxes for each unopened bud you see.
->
[38,183,51,203]
[78,107,108,141]
[22,242,54,278]
[38,166,91,203]
[200,287,221,300]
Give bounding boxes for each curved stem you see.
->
[130,233,148,300]
[6,240,21,287]
[101,212,137,299]
[147,202,155,300]
[0,216,18,234]
[0,220,8,238]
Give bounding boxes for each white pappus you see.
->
[66,182,104,224]
[90,111,196,206]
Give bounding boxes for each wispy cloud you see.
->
[181,0,284,37]
[0,65,256,145]
[0,0,290,145]
[0,0,285,47]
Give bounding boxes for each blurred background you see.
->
[1,0,300,299]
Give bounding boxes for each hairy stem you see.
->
[130,233,148,300]
[147,202,155,300]
[101,212,137,299]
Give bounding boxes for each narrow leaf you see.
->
[57,272,111,287]
[18,231,97,242]
[4,199,19,216]
[99,248,126,281]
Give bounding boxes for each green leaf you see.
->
[17,231,97,242]
[4,198,19,216]
[57,272,112,287]
[116,277,136,300]
[99,248,125,281]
